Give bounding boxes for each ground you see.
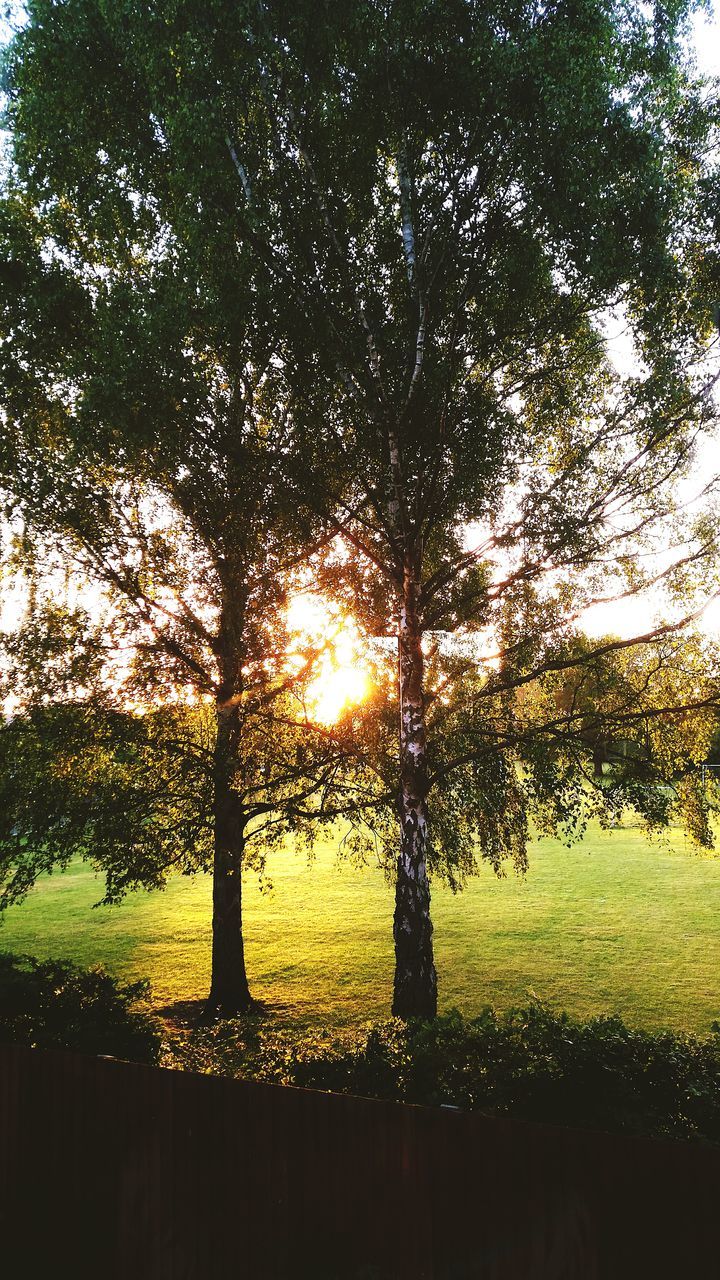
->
[2,819,720,1033]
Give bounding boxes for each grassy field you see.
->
[2,821,720,1033]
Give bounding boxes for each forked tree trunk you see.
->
[392,559,438,1019]
[203,612,254,1019]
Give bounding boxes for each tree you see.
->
[0,699,215,910]
[517,630,720,845]
[3,0,720,1020]
[0,198,366,1017]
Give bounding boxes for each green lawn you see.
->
[2,821,720,1033]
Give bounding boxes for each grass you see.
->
[2,820,720,1033]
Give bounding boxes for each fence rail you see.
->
[1,1041,719,1278]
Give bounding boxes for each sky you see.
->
[690,4,720,74]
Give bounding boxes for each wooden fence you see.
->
[1,1041,720,1279]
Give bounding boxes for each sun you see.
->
[286,593,370,724]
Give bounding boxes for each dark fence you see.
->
[1,1041,720,1279]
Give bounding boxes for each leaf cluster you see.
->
[0,950,161,1063]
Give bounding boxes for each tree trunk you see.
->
[203,607,254,1019]
[392,559,438,1019]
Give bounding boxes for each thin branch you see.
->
[224,134,253,205]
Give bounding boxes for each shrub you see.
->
[166,1001,720,1143]
[0,951,162,1064]
[286,1004,720,1142]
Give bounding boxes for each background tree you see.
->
[0,699,215,911]
[3,0,720,1020]
[514,630,720,845]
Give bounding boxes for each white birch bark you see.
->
[392,555,438,1019]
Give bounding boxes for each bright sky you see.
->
[286,594,370,723]
[690,4,720,74]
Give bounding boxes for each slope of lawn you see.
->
[2,821,720,1032]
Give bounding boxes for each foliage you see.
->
[3,0,718,737]
[338,623,720,890]
[165,1002,720,1144]
[0,691,372,919]
[2,0,720,1013]
[0,701,215,909]
[0,951,162,1063]
[513,631,720,850]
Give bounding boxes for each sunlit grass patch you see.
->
[2,820,720,1033]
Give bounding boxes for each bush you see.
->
[0,952,162,1064]
[165,1001,720,1144]
[288,1004,720,1142]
